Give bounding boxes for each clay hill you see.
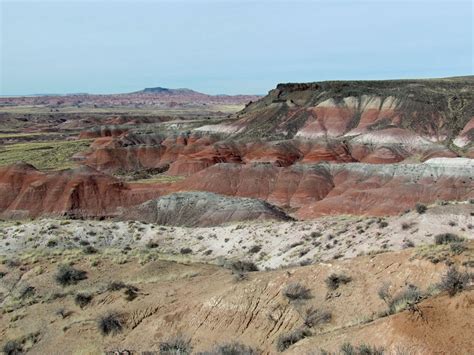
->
[0,163,162,220]
[121,191,292,227]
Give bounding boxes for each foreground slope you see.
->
[1,241,472,354]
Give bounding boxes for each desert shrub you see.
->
[387,285,422,314]
[377,283,392,303]
[2,340,22,355]
[230,260,258,273]
[325,273,352,290]
[402,239,415,249]
[434,233,462,245]
[74,293,93,308]
[276,328,311,352]
[146,241,159,249]
[248,245,262,254]
[299,259,312,267]
[450,242,467,255]
[107,281,139,300]
[377,221,388,228]
[46,239,58,247]
[124,286,139,301]
[18,285,35,299]
[233,272,248,282]
[180,248,192,254]
[415,203,427,214]
[438,267,471,296]
[159,335,192,354]
[204,342,260,355]
[401,222,411,230]
[97,312,123,336]
[3,259,20,268]
[303,307,331,328]
[82,245,98,254]
[56,308,72,319]
[55,265,87,286]
[283,283,311,301]
[107,281,127,291]
[340,342,384,355]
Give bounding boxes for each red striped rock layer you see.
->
[79,131,456,175]
[0,163,163,219]
[170,160,474,218]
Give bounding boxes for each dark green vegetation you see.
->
[0,139,92,170]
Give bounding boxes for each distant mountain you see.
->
[137,87,204,95]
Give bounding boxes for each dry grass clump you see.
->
[340,342,384,355]
[378,283,423,315]
[303,307,331,328]
[159,335,192,354]
[202,342,260,355]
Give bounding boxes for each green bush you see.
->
[434,233,462,245]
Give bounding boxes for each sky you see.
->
[1,0,473,95]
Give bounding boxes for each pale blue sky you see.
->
[1,0,473,95]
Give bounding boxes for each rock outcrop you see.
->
[197,77,474,143]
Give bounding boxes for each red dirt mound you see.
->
[0,163,163,219]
